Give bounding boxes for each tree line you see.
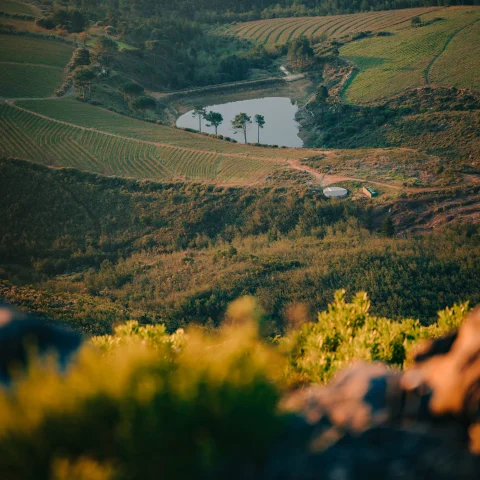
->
[56,0,478,24]
[192,105,266,143]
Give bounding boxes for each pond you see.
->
[176,97,303,148]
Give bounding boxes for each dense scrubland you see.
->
[1,158,479,336]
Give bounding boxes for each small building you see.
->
[363,186,378,198]
[323,187,348,198]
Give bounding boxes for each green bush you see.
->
[0,298,283,480]
[0,292,471,479]
[279,290,468,386]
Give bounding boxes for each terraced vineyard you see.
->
[428,18,480,91]
[225,7,439,44]
[340,7,480,103]
[0,35,73,98]
[16,98,313,159]
[0,102,282,184]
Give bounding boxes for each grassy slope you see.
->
[0,64,64,98]
[340,7,480,103]
[0,35,73,98]
[0,103,282,184]
[15,98,311,159]
[429,19,480,90]
[225,7,440,44]
[6,98,453,187]
[0,0,37,15]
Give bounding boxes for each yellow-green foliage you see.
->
[340,7,480,103]
[0,298,283,480]
[0,292,471,479]
[226,7,439,45]
[92,320,187,354]
[280,290,468,386]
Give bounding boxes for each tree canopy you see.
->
[204,111,224,134]
[130,96,156,115]
[231,113,252,144]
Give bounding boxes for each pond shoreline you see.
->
[176,97,304,148]
[164,76,315,147]
[164,76,313,119]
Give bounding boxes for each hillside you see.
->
[0,102,283,184]
[223,7,441,44]
[340,7,480,103]
[0,3,478,332]
[0,2,479,478]
[0,34,74,98]
[1,157,479,335]
[0,0,38,15]
[4,98,466,188]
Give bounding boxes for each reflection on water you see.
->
[176,97,303,148]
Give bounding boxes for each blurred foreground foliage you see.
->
[0,293,469,480]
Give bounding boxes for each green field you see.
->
[0,102,283,184]
[0,63,64,98]
[0,35,73,66]
[340,7,480,103]
[7,98,454,186]
[0,35,73,98]
[224,7,439,44]
[428,19,480,90]
[15,98,314,159]
[0,0,37,15]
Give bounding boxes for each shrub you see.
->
[0,303,283,479]
[279,290,468,386]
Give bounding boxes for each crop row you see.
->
[16,98,309,160]
[0,63,65,98]
[0,104,279,184]
[428,20,480,90]
[228,7,439,44]
[339,8,480,103]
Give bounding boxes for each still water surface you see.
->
[176,97,303,148]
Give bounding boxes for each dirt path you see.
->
[7,101,469,193]
[287,158,326,182]
[286,158,403,189]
